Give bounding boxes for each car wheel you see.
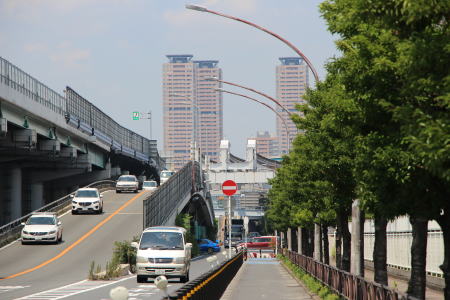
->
[116,190,121,193]
[137,275,147,283]
[59,234,63,242]
[134,189,138,193]
[208,248,213,254]
[21,240,27,245]
[71,210,77,215]
[98,205,103,214]
[180,271,189,283]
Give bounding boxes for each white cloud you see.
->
[24,42,48,53]
[49,42,90,69]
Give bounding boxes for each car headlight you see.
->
[174,257,185,264]
[23,230,29,234]
[72,201,77,204]
[136,256,148,263]
[49,230,56,234]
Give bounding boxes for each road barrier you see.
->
[0,180,116,248]
[165,251,245,300]
[283,249,419,300]
[143,161,202,227]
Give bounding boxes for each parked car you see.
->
[248,232,261,238]
[132,226,192,283]
[198,239,221,253]
[71,188,103,214]
[239,236,277,249]
[142,180,158,192]
[116,175,139,193]
[160,170,175,185]
[21,212,63,244]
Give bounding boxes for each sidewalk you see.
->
[221,258,314,300]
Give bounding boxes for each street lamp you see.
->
[207,77,292,116]
[215,88,291,152]
[186,4,320,83]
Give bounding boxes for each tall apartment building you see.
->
[276,57,309,155]
[163,55,222,170]
[248,131,278,158]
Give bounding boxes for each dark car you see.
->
[198,239,221,253]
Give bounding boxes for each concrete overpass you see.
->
[0,57,163,226]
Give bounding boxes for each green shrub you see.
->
[278,254,342,300]
[176,213,199,257]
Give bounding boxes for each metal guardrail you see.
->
[143,162,195,227]
[283,249,420,300]
[165,251,245,300]
[0,180,116,248]
[0,57,159,164]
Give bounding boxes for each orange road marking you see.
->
[1,192,144,280]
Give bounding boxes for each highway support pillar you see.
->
[30,182,44,211]
[9,166,22,220]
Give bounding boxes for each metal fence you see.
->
[165,251,245,300]
[0,57,66,115]
[0,180,116,248]
[283,250,419,300]
[143,162,197,227]
[0,57,158,163]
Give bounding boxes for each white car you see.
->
[132,226,192,283]
[21,212,63,244]
[160,170,175,185]
[142,180,158,191]
[71,188,103,214]
[116,175,139,193]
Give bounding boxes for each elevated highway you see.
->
[0,57,163,226]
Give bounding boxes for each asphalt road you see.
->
[0,190,148,300]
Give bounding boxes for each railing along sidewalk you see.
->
[165,251,245,300]
[0,180,116,248]
[283,249,420,300]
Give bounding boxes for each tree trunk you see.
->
[339,208,351,272]
[322,223,330,265]
[336,225,342,269]
[351,199,362,275]
[407,216,428,300]
[437,212,450,300]
[360,210,365,276]
[314,223,321,261]
[373,214,388,285]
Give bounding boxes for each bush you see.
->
[112,237,138,273]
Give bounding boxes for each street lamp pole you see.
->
[215,88,291,152]
[186,4,320,83]
[207,77,292,116]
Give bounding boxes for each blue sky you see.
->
[0,0,338,157]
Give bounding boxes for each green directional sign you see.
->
[132,111,140,120]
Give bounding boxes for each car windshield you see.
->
[255,238,272,242]
[160,171,174,178]
[140,231,183,250]
[27,216,55,225]
[75,190,98,197]
[143,181,157,187]
[118,176,136,182]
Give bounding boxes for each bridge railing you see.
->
[0,57,159,165]
[283,249,419,300]
[0,180,116,248]
[0,56,66,115]
[143,162,198,227]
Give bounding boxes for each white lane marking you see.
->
[17,276,134,300]
[0,285,30,294]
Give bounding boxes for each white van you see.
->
[160,170,175,185]
[132,226,192,283]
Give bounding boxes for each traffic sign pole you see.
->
[222,180,237,258]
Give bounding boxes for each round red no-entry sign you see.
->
[222,180,237,196]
